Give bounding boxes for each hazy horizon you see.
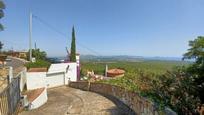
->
[48,54,186,61]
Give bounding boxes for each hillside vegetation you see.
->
[81,60,196,114]
[81,36,204,114]
[81,60,189,76]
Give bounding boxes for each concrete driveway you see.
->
[6,56,26,76]
[20,86,125,115]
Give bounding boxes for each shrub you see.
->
[101,67,201,114]
[25,60,51,69]
[142,67,201,114]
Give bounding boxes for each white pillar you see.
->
[105,64,108,77]
[9,66,13,83]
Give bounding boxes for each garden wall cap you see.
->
[22,87,45,102]
[28,68,47,72]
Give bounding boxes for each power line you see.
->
[33,15,69,40]
[32,14,101,56]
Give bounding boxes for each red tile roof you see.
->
[107,69,125,75]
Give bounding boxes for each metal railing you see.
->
[0,76,21,115]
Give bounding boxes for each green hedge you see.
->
[25,60,51,69]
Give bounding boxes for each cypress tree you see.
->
[70,26,76,62]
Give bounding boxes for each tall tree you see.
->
[0,41,3,52]
[70,26,76,62]
[0,0,5,31]
[27,48,47,60]
[183,36,204,103]
[32,49,47,60]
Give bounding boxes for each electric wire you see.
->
[32,14,101,56]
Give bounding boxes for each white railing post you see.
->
[9,66,13,83]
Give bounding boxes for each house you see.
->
[7,51,27,59]
[26,62,77,90]
[23,63,78,110]
[23,55,79,110]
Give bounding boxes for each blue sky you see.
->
[0,0,204,57]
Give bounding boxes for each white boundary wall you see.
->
[26,72,46,90]
[26,63,77,90]
[65,63,77,83]
[19,68,27,91]
[46,72,65,88]
[29,88,48,110]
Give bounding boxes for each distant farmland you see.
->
[81,60,190,76]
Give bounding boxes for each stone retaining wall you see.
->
[69,81,177,115]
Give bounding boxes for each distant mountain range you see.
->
[49,55,193,62]
[80,55,185,62]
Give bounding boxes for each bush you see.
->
[25,60,51,69]
[100,67,201,114]
[142,67,201,114]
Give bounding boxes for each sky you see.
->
[0,0,204,57]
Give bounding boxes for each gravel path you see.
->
[19,86,126,115]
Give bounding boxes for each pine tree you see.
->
[70,26,76,62]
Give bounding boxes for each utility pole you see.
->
[29,12,32,61]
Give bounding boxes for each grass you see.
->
[81,60,190,76]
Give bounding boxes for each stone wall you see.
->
[0,67,9,92]
[69,81,177,115]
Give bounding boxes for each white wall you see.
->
[26,63,77,90]
[29,88,48,110]
[46,72,65,88]
[48,63,77,85]
[65,63,77,84]
[20,68,27,91]
[48,63,68,73]
[26,72,46,90]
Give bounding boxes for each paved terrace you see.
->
[20,86,126,115]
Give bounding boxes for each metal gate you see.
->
[0,77,21,115]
